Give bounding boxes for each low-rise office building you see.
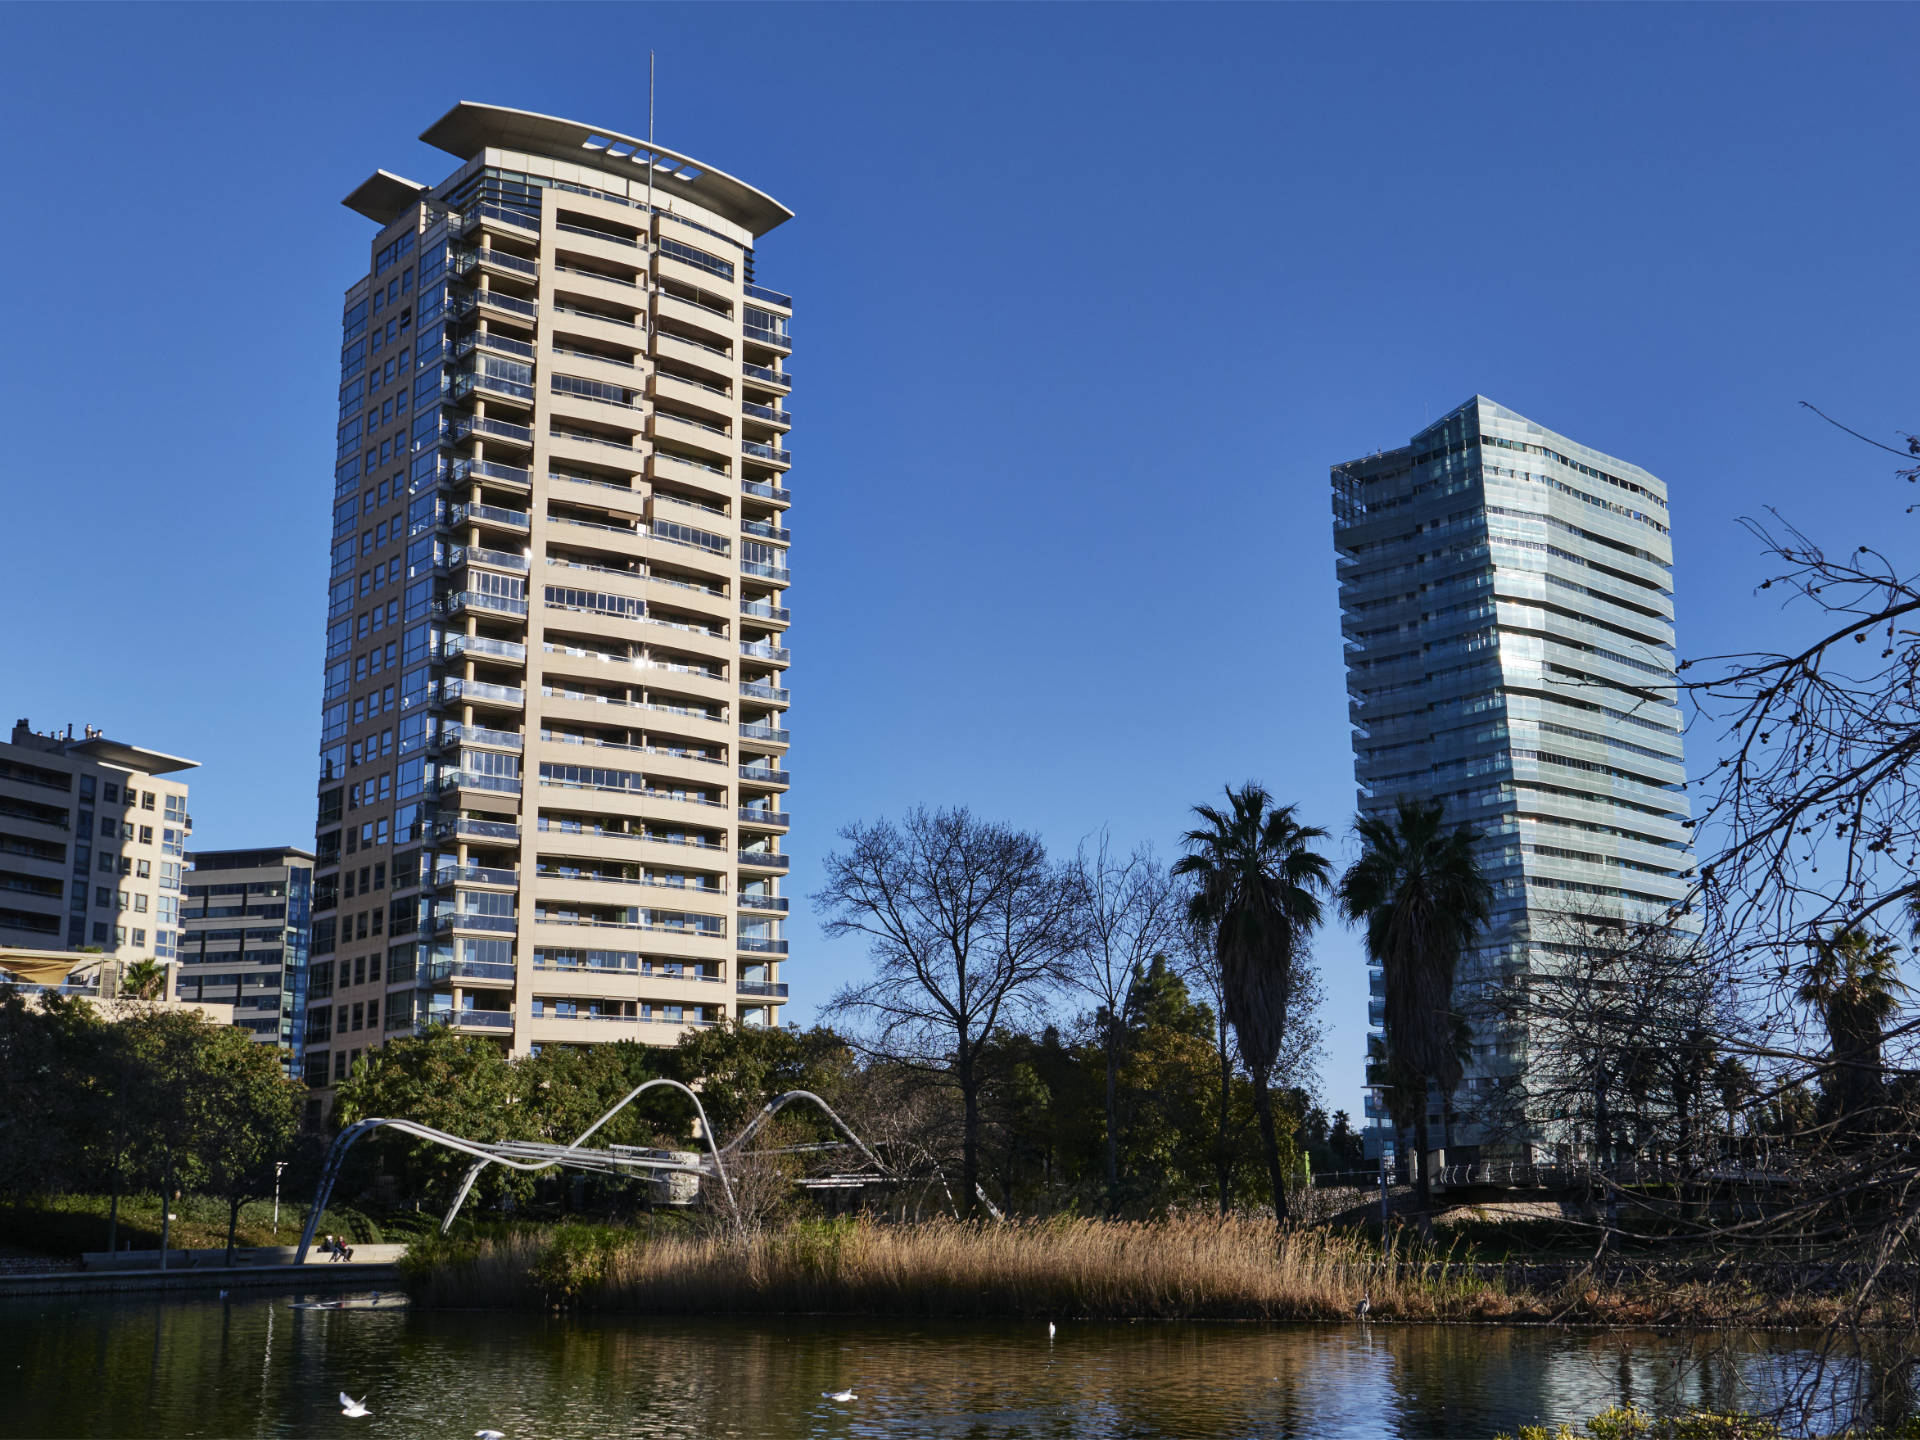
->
[174,845,315,1065]
[0,719,194,959]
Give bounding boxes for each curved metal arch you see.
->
[300,1079,739,1261]
[722,1089,887,1175]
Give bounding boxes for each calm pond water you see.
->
[0,1290,1901,1439]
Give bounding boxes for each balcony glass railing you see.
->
[446,590,530,618]
[434,863,518,889]
[452,457,532,488]
[448,545,530,574]
[741,599,790,623]
[432,722,524,751]
[741,440,792,465]
[450,503,532,531]
[439,769,522,795]
[444,634,527,664]
[736,938,790,955]
[454,369,534,403]
[738,851,789,870]
[740,682,790,703]
[452,1009,514,1029]
[741,519,790,543]
[739,807,791,827]
[740,723,790,744]
[462,202,540,234]
[439,816,521,843]
[741,400,790,425]
[654,329,731,360]
[451,960,517,982]
[557,262,637,289]
[743,325,791,351]
[453,415,533,446]
[555,302,637,329]
[742,362,791,389]
[744,284,793,310]
[741,479,791,504]
[737,893,790,913]
[439,678,526,707]
[456,330,537,361]
[737,979,790,998]
[469,248,539,277]
[742,560,791,583]
[740,641,790,663]
[557,219,640,248]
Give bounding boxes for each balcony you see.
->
[429,909,518,935]
[741,519,790,545]
[455,329,537,363]
[459,202,540,236]
[431,722,524,752]
[449,503,531,534]
[742,362,791,392]
[738,766,790,787]
[451,457,532,490]
[556,219,640,249]
[740,681,789,704]
[438,816,521,845]
[743,325,792,353]
[741,478,791,507]
[433,864,519,889]
[741,401,790,429]
[444,634,527,665]
[451,286,539,321]
[744,284,793,310]
[449,960,517,984]
[438,770,523,796]
[739,807,791,828]
[741,599,790,624]
[456,247,540,281]
[451,1009,514,1030]
[737,978,789,998]
[447,545,530,575]
[439,678,526,709]
[453,369,535,406]
[741,559,791,585]
[740,641,790,664]
[740,723,790,745]
[445,589,530,619]
[737,893,789,913]
[741,440,792,468]
[452,415,533,449]
[737,938,789,956]
[737,851,789,871]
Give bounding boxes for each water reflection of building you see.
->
[1331,398,1695,1163]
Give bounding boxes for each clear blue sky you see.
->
[2,4,1913,1120]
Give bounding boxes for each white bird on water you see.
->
[1048,1321,1056,1340]
[476,1430,506,1439]
[822,1389,857,1403]
[339,1393,372,1418]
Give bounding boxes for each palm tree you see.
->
[1338,798,1491,1211]
[1173,783,1330,1226]
[1798,926,1906,1137]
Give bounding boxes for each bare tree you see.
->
[1065,833,1182,1215]
[815,806,1081,1218]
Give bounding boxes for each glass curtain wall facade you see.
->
[1330,396,1695,1162]
[306,104,795,1098]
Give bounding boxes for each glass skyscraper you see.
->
[1330,396,1695,1162]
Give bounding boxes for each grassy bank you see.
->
[400,1214,1870,1325]
[0,1194,426,1259]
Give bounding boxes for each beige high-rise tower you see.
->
[307,104,793,1091]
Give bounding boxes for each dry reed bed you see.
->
[407,1215,1847,1324]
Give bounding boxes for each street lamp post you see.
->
[272,1161,288,1243]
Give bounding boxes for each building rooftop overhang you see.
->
[67,737,198,776]
[342,169,430,224]
[419,101,793,237]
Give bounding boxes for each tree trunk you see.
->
[1104,1021,1121,1217]
[226,1196,241,1267]
[1215,1012,1233,1216]
[958,1049,981,1220]
[1251,1073,1290,1228]
[1412,1104,1432,1211]
[106,1158,120,1254]
[158,1157,173,1271]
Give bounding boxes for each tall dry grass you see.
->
[410,1214,1547,1320]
